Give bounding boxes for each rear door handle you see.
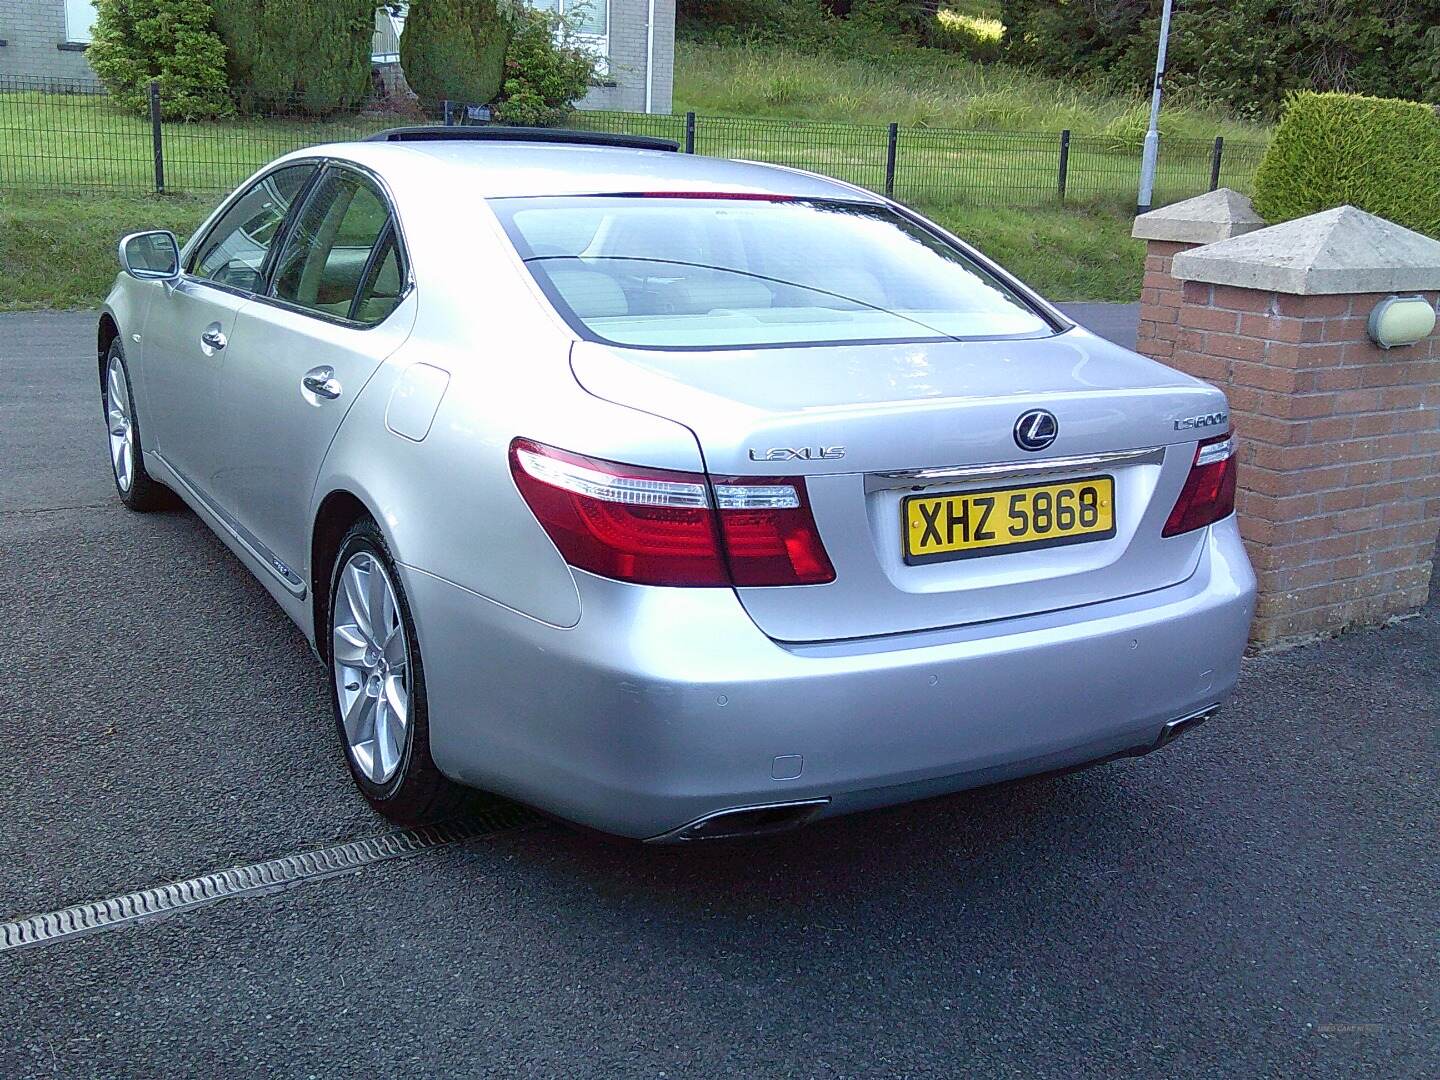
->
[302,367,342,401]
[199,326,227,352]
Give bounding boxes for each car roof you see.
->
[304,138,884,202]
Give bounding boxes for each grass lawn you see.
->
[674,40,1267,143]
[4,34,1244,308]
[0,190,1142,311]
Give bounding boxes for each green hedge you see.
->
[1252,92,1440,239]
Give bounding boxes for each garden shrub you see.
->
[400,0,517,110]
[493,6,597,126]
[211,0,374,115]
[88,0,233,120]
[1252,92,1440,238]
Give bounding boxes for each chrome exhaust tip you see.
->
[1155,705,1220,749]
[652,798,830,843]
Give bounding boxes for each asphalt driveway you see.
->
[0,308,1435,1078]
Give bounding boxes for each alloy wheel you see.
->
[332,551,410,784]
[105,354,135,493]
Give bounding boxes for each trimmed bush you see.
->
[493,6,597,127]
[400,0,517,110]
[1252,92,1440,238]
[211,0,374,115]
[88,0,233,120]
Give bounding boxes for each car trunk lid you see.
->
[570,327,1230,642]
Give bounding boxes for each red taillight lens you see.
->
[711,476,836,587]
[509,439,835,588]
[1162,431,1238,537]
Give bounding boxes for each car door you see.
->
[142,162,318,490]
[211,164,416,587]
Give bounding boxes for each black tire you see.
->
[327,517,463,823]
[102,340,169,512]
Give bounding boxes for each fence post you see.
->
[884,122,899,199]
[684,111,696,154]
[1057,129,1071,205]
[147,80,165,195]
[1209,136,1224,191]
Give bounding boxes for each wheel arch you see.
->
[97,312,121,391]
[310,488,380,662]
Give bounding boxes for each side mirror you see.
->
[118,230,180,280]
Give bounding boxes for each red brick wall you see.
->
[1136,240,1194,363]
[1159,278,1440,646]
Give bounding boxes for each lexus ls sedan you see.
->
[99,128,1255,841]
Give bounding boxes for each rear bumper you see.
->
[407,517,1256,840]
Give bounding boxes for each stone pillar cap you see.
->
[1171,205,1440,295]
[1131,188,1266,244]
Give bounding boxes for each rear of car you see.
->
[416,186,1256,839]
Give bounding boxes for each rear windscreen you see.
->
[491,196,1055,349]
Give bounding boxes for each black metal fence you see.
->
[0,74,1268,210]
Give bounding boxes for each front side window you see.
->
[493,196,1054,350]
[270,168,403,324]
[190,164,317,291]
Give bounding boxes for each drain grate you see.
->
[0,804,539,954]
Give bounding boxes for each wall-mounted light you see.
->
[1367,295,1437,350]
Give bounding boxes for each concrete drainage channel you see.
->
[0,804,541,954]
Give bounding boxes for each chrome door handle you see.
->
[199,327,227,351]
[302,367,342,400]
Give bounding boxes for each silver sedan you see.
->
[99,129,1255,840]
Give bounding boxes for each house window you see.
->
[532,0,609,72]
[64,0,98,44]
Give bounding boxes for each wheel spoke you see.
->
[108,365,126,412]
[384,674,408,725]
[332,623,368,666]
[366,562,392,643]
[341,689,375,746]
[372,699,394,781]
[342,563,373,642]
[381,623,406,669]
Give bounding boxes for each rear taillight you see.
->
[509,439,835,588]
[1162,431,1238,537]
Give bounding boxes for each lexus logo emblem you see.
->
[1013,409,1058,452]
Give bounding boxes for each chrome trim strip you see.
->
[877,445,1164,485]
[647,798,830,844]
[155,454,308,598]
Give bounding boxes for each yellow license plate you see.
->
[903,475,1116,564]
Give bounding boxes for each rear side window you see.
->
[190,163,317,291]
[270,168,403,324]
[491,195,1053,349]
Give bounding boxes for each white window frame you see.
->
[64,0,98,44]
[536,0,610,74]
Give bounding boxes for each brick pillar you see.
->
[1150,205,1440,648]
[1133,189,1265,364]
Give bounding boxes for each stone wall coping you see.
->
[1131,188,1266,244]
[1170,206,1440,295]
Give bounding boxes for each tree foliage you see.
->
[211,0,374,115]
[88,0,233,120]
[399,0,518,109]
[1000,0,1440,118]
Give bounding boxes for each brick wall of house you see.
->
[0,0,96,82]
